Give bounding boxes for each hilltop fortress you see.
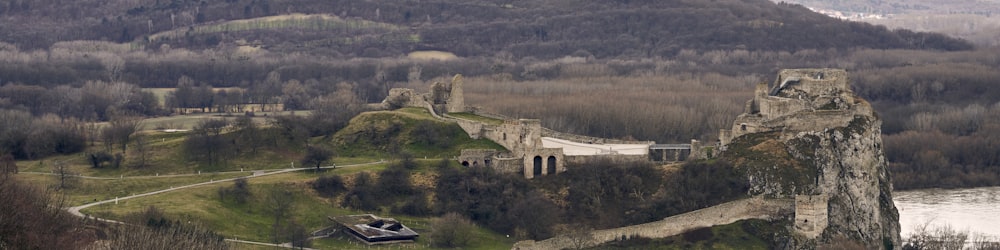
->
[377,75,689,179]
[512,68,900,249]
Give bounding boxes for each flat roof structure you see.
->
[330,214,419,245]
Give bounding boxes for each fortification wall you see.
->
[759,96,810,121]
[764,111,856,134]
[564,155,649,166]
[492,157,524,174]
[480,119,543,153]
[513,197,795,250]
[794,194,829,239]
[454,119,485,139]
[468,108,513,120]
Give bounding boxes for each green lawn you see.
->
[16,172,250,206]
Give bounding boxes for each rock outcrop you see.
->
[719,69,901,249]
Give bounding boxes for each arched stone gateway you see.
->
[547,156,557,174]
[532,156,543,176]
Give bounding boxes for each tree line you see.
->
[0,0,973,59]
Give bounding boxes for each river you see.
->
[894,186,1000,241]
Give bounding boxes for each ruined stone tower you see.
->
[446,74,465,113]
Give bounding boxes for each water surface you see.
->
[894,186,1000,240]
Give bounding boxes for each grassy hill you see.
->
[330,107,505,158]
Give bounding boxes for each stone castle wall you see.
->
[564,155,649,166]
[513,197,794,250]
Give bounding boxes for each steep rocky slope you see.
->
[719,68,900,248]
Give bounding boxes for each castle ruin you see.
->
[379,74,690,179]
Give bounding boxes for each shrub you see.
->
[311,175,347,197]
[430,213,476,248]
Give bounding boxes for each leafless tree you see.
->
[565,226,594,250]
[132,133,150,168]
[266,188,295,244]
[103,113,142,154]
[0,154,16,175]
[52,161,77,190]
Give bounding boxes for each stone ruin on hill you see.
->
[718,68,900,248]
[512,68,901,249]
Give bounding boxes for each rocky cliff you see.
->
[719,69,900,249]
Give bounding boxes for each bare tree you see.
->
[184,119,232,167]
[52,161,76,190]
[103,113,142,154]
[266,188,295,244]
[904,222,970,250]
[565,226,594,250]
[132,133,151,168]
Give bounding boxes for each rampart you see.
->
[513,197,795,250]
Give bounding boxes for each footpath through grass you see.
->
[79,161,515,249]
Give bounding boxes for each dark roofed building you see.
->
[330,214,419,245]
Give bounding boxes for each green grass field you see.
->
[16,172,251,206]
[77,164,515,249]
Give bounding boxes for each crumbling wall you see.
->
[458,149,498,167]
[380,88,428,110]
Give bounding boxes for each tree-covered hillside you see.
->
[0,0,973,58]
